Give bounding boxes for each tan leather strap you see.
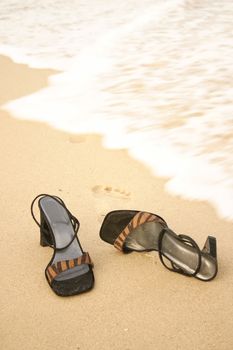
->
[46,252,93,283]
[114,211,166,251]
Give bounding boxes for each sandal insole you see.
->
[40,197,89,281]
[101,211,216,281]
[125,222,216,280]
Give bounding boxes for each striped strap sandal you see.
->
[31,194,94,296]
[99,210,218,281]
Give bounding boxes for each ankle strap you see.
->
[31,194,80,251]
[158,228,202,277]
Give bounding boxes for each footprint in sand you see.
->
[69,135,86,143]
[92,185,131,223]
[92,185,131,199]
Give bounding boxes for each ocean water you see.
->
[0,0,233,220]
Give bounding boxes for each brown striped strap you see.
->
[114,211,166,252]
[46,252,93,284]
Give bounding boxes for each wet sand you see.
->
[0,55,233,350]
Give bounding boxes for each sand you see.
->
[0,55,233,350]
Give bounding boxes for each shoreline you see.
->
[1,54,233,350]
[0,55,58,106]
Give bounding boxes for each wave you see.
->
[1,0,233,220]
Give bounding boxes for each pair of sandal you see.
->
[31,194,218,297]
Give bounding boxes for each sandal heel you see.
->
[40,212,53,247]
[202,236,217,258]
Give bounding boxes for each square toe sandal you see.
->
[31,194,94,296]
[99,210,218,281]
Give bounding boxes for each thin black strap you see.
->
[31,193,66,227]
[31,194,80,251]
[158,229,202,277]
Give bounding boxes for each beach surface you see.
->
[0,55,233,350]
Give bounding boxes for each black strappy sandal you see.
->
[31,194,94,296]
[99,210,218,281]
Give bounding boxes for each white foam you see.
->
[1,0,233,221]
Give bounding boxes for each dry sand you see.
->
[0,55,233,350]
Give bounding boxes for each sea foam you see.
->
[1,0,233,220]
